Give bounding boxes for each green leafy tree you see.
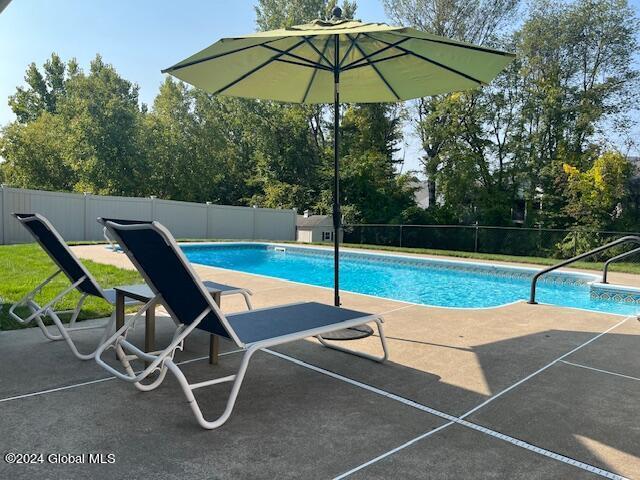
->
[562,151,631,228]
[386,0,639,229]
[8,53,68,123]
[255,0,356,29]
[58,55,147,195]
[0,112,75,191]
[145,78,201,201]
[191,92,263,205]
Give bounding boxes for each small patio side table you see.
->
[114,283,224,365]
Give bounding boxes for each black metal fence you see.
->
[342,224,640,261]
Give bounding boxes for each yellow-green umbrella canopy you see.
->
[163,18,514,104]
[163,11,514,316]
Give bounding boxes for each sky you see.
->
[1,0,639,174]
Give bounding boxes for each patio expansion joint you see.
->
[559,360,640,383]
[0,348,245,404]
[264,314,633,480]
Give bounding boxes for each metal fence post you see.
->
[573,230,578,257]
[474,222,479,252]
[399,224,403,247]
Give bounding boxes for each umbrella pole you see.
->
[321,31,373,342]
[333,34,341,308]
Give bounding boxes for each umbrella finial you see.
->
[331,6,342,20]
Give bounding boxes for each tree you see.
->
[385,0,639,229]
[145,78,200,201]
[191,92,263,205]
[384,0,522,221]
[0,112,75,191]
[562,151,631,228]
[255,0,356,30]
[316,104,418,223]
[8,53,68,123]
[58,55,147,195]
[252,0,357,212]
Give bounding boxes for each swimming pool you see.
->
[181,243,640,315]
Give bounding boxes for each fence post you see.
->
[205,202,212,239]
[573,231,578,257]
[150,195,157,220]
[252,205,257,240]
[83,192,89,241]
[474,221,479,252]
[399,224,403,247]
[0,184,5,245]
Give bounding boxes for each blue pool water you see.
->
[182,243,640,315]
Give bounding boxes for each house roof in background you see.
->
[296,215,333,228]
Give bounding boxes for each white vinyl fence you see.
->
[0,186,296,244]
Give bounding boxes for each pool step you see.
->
[590,282,640,307]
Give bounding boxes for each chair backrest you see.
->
[13,213,104,298]
[99,218,240,344]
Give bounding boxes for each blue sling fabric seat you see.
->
[96,218,389,430]
[227,302,374,344]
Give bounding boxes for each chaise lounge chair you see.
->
[96,218,388,429]
[9,213,253,360]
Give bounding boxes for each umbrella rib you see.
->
[274,58,331,70]
[389,32,515,57]
[302,36,334,68]
[213,38,308,96]
[345,34,401,101]
[362,33,485,86]
[338,33,361,68]
[261,44,331,70]
[161,37,286,73]
[341,37,410,70]
[343,51,410,71]
[302,36,332,104]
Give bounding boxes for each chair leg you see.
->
[46,310,117,360]
[164,346,258,429]
[115,342,169,392]
[316,318,388,363]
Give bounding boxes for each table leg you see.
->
[209,335,219,365]
[115,292,125,331]
[210,292,221,365]
[145,302,156,367]
[115,292,125,360]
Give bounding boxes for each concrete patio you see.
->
[0,244,638,479]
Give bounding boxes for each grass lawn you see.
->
[0,243,141,331]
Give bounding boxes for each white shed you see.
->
[296,213,340,243]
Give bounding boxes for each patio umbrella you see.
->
[162,7,514,337]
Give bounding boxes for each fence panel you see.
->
[154,199,208,239]
[207,205,255,239]
[0,187,298,244]
[2,187,33,244]
[30,189,85,241]
[85,195,153,241]
[343,224,640,261]
[254,209,296,240]
[403,225,475,251]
